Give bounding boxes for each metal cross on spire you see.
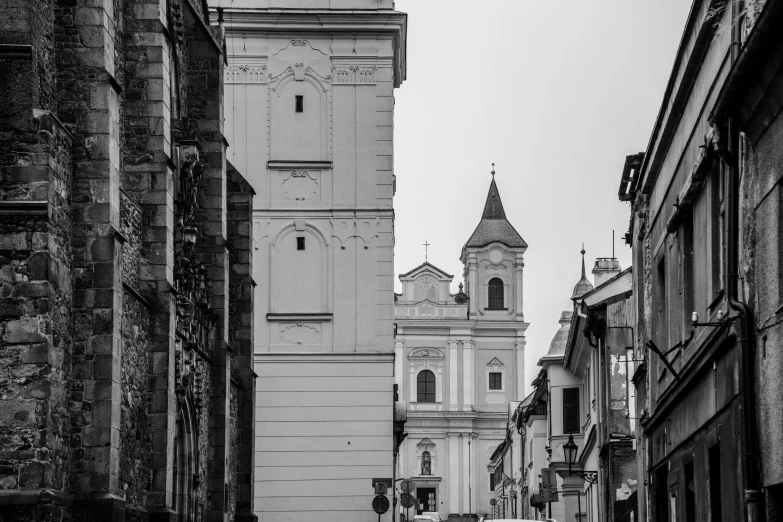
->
[423,241,430,262]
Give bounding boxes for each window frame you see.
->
[562,387,580,434]
[416,369,436,403]
[488,372,502,391]
[487,277,505,310]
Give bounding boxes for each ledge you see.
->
[266,313,332,322]
[0,200,48,216]
[267,160,332,170]
[0,44,33,59]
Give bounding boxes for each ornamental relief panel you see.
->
[225,64,267,84]
[281,170,320,201]
[280,322,320,345]
[332,64,377,85]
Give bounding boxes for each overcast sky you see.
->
[392,0,693,393]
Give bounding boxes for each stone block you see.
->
[0,399,37,427]
[0,232,28,251]
[20,343,50,365]
[18,462,44,488]
[6,317,46,343]
[90,236,116,262]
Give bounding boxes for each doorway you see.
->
[416,487,436,514]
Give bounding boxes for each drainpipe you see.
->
[724,120,762,522]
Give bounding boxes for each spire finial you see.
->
[581,243,586,278]
[491,163,495,177]
[423,240,430,262]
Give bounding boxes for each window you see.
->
[655,466,669,522]
[710,158,724,299]
[296,237,305,250]
[709,443,722,522]
[654,256,668,356]
[417,370,436,403]
[295,95,303,113]
[685,461,696,522]
[488,278,504,309]
[563,387,580,434]
[421,451,432,475]
[489,372,502,390]
[682,208,694,339]
[489,472,495,492]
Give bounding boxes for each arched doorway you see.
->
[174,398,196,521]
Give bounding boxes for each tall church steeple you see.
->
[462,172,527,256]
[461,167,527,322]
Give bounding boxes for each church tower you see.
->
[394,169,529,521]
[461,171,528,323]
[218,1,407,519]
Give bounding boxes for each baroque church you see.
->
[395,176,529,521]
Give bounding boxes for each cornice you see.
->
[218,8,407,87]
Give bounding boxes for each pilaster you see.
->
[449,341,459,410]
[462,341,474,411]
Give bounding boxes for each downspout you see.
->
[709,4,783,519]
[725,119,762,522]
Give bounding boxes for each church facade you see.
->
[217,1,407,520]
[395,178,528,521]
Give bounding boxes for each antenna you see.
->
[612,230,615,258]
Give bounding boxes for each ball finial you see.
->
[491,163,495,177]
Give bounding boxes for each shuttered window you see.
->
[563,387,580,434]
[488,278,504,309]
[417,370,436,403]
[489,372,502,390]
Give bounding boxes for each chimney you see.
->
[592,258,622,287]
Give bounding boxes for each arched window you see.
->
[417,370,436,403]
[421,451,432,475]
[488,278,504,309]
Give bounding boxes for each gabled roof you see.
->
[398,261,454,279]
[463,178,527,252]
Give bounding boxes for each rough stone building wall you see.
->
[0,0,256,520]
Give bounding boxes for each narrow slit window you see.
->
[295,95,303,113]
[296,237,305,250]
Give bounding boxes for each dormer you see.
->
[460,170,527,321]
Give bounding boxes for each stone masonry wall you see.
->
[0,0,256,519]
[227,163,255,520]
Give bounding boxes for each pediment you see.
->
[417,437,435,448]
[408,348,444,360]
[487,357,504,367]
[399,262,454,281]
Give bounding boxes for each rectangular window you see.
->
[709,443,722,522]
[682,208,694,340]
[710,158,724,300]
[489,472,495,492]
[489,372,502,390]
[654,256,668,378]
[295,95,303,113]
[685,461,696,522]
[655,467,669,522]
[563,387,580,434]
[296,237,305,250]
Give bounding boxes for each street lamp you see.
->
[563,434,579,473]
[561,434,597,522]
[562,434,597,484]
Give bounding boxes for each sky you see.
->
[392,0,693,393]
